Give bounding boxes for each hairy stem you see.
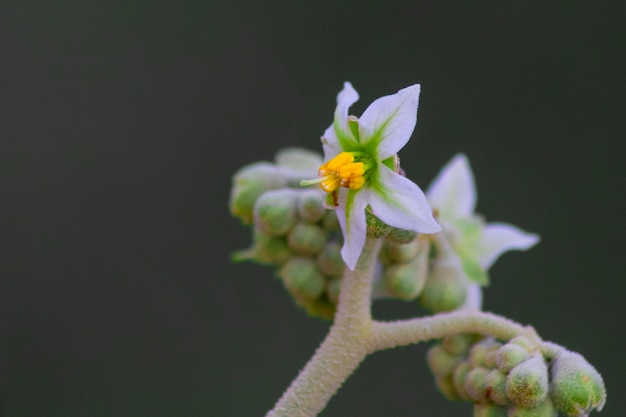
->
[367,311,540,353]
[266,238,381,417]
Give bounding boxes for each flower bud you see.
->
[383,257,428,301]
[507,399,557,417]
[465,367,490,402]
[297,189,327,223]
[274,147,323,182]
[325,277,341,304]
[254,189,299,236]
[453,361,472,400]
[486,369,509,406]
[322,209,340,231]
[550,350,606,417]
[540,341,564,361]
[469,338,502,368]
[287,223,327,255]
[506,355,549,408]
[365,210,392,238]
[435,375,460,400]
[316,241,345,277]
[509,336,537,353]
[497,344,531,374]
[230,162,289,224]
[279,257,326,299]
[300,295,336,320]
[383,240,421,264]
[427,345,463,377]
[474,403,507,417]
[485,348,500,369]
[442,334,471,356]
[231,228,293,265]
[385,226,418,244]
[419,262,467,312]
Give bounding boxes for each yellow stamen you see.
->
[337,162,365,179]
[342,176,365,190]
[320,176,341,193]
[324,152,354,172]
[301,152,368,193]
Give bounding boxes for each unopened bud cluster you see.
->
[376,235,473,312]
[230,149,346,319]
[426,335,606,417]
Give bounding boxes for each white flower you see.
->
[427,154,540,289]
[302,82,440,270]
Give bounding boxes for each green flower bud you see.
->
[427,345,463,377]
[287,222,327,255]
[365,210,392,238]
[317,241,345,276]
[322,209,340,231]
[254,189,299,236]
[385,226,418,244]
[486,369,510,406]
[383,257,428,301]
[435,375,460,401]
[297,189,327,223]
[279,257,326,299]
[419,262,467,312]
[465,367,490,402]
[550,350,606,417]
[485,348,500,369]
[506,355,549,408]
[509,336,537,353]
[469,338,502,368]
[231,228,293,265]
[274,147,323,183]
[229,162,289,224]
[474,403,507,417]
[325,278,341,305]
[442,334,471,356]
[301,295,336,320]
[383,240,421,264]
[540,341,564,361]
[507,399,557,417]
[497,344,531,374]
[453,361,472,400]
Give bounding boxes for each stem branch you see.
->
[367,311,540,353]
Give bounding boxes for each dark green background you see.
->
[0,1,623,416]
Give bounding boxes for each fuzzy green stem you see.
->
[367,311,540,353]
[266,238,381,417]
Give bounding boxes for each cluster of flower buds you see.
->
[426,335,606,417]
[230,148,348,319]
[375,230,477,313]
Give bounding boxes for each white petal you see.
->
[321,125,341,159]
[426,154,477,220]
[335,189,369,270]
[367,165,441,234]
[358,84,420,159]
[477,222,540,269]
[331,82,360,152]
[458,283,483,311]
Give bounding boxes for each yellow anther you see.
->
[301,152,367,193]
[320,176,341,193]
[341,176,366,190]
[337,162,365,179]
[324,152,354,172]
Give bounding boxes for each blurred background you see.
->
[0,1,623,416]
